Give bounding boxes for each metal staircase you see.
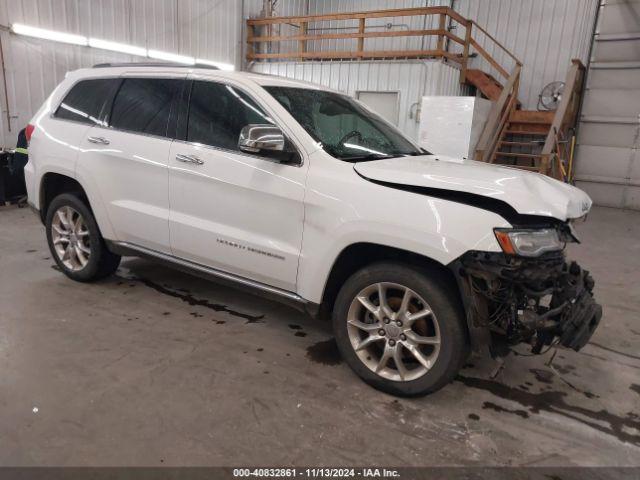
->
[473,60,585,180]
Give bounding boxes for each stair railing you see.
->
[246,6,520,82]
[540,60,586,179]
[461,20,522,84]
[474,65,521,162]
[246,6,470,62]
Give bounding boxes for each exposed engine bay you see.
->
[453,226,602,356]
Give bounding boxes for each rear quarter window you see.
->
[54,78,120,126]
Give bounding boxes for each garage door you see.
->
[575,0,640,209]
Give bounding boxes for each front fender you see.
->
[297,155,510,303]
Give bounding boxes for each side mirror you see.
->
[238,124,285,153]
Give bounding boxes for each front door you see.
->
[168,79,307,292]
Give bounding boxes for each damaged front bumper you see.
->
[451,250,602,356]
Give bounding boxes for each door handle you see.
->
[87,136,110,145]
[176,153,204,165]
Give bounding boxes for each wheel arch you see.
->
[39,172,89,223]
[318,242,462,320]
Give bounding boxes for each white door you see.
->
[168,79,307,292]
[76,76,184,253]
[357,91,400,126]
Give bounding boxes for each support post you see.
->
[298,21,307,61]
[357,18,365,57]
[246,23,255,61]
[461,21,472,83]
[437,13,446,53]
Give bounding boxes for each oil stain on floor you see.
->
[306,338,342,366]
[117,272,265,323]
[456,374,640,447]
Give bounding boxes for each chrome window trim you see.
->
[47,115,104,128]
[91,123,176,143]
[171,137,303,167]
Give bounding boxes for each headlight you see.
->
[494,228,564,257]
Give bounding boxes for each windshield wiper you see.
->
[340,154,395,162]
[397,150,428,156]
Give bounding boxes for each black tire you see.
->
[45,193,121,282]
[332,261,468,397]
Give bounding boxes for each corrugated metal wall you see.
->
[250,59,466,141]
[250,0,598,109]
[0,0,243,146]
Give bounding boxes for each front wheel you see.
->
[332,262,468,396]
[46,193,121,282]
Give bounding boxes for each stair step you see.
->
[465,68,521,106]
[464,69,504,102]
[507,123,550,133]
[509,110,555,124]
[505,130,548,136]
[495,152,543,158]
[499,141,544,146]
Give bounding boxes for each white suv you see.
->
[24,63,602,396]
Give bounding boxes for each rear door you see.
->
[29,78,119,205]
[167,77,308,292]
[76,73,185,253]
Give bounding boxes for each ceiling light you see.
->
[88,38,147,57]
[12,23,233,70]
[11,23,87,46]
[148,49,195,65]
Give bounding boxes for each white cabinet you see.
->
[418,96,491,159]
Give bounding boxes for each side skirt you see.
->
[105,240,320,318]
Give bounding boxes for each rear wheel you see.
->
[332,262,468,396]
[46,193,121,282]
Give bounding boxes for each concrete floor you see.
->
[0,205,638,467]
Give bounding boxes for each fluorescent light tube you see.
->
[148,49,195,65]
[196,58,235,71]
[89,38,147,57]
[11,23,87,46]
[12,23,233,70]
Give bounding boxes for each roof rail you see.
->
[92,62,220,70]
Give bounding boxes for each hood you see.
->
[354,155,592,222]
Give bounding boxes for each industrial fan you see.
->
[538,81,565,110]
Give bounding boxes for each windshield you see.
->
[263,86,425,161]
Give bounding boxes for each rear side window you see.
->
[54,78,119,126]
[109,78,182,138]
[187,81,273,151]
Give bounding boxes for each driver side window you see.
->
[187,81,273,151]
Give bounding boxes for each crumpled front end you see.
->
[453,247,602,356]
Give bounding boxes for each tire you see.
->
[332,261,468,397]
[45,193,121,282]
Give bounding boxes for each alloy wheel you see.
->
[51,206,91,271]
[346,282,441,382]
